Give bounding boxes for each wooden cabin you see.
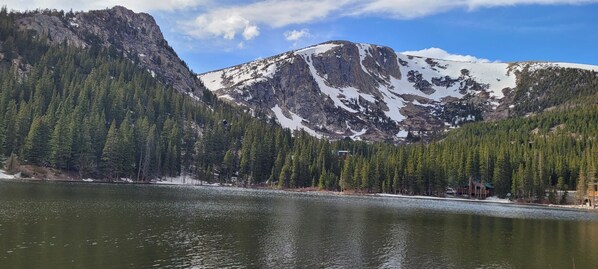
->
[457,179,494,199]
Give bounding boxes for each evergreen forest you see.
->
[2,8,598,204]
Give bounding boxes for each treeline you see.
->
[234,106,598,204]
[2,8,598,204]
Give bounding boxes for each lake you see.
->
[1,181,597,268]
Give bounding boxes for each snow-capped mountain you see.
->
[199,40,598,142]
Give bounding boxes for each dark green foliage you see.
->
[22,116,50,165]
[0,10,260,181]
[511,67,598,116]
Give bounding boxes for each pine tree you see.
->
[278,155,292,189]
[101,121,119,180]
[49,117,72,169]
[239,131,252,181]
[360,160,370,192]
[269,150,285,185]
[340,158,353,192]
[77,120,97,178]
[318,168,327,190]
[512,164,524,200]
[0,115,4,157]
[2,101,17,155]
[392,167,400,194]
[22,116,50,165]
[493,151,511,198]
[139,125,157,180]
[290,155,300,188]
[222,149,236,181]
[182,122,197,178]
[523,160,534,202]
[117,117,135,178]
[14,103,32,152]
[576,162,588,205]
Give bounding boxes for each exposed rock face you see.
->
[199,40,598,143]
[15,6,204,97]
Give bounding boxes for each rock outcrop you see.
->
[15,6,204,97]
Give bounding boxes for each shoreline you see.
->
[1,176,595,212]
[280,187,597,212]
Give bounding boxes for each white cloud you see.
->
[185,13,260,40]
[401,47,491,62]
[4,0,597,42]
[2,0,209,12]
[284,29,310,41]
[183,0,348,40]
[243,24,260,40]
[353,0,598,18]
[181,0,598,41]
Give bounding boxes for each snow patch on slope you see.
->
[393,54,515,100]
[201,70,225,90]
[350,128,367,140]
[295,43,341,56]
[272,105,321,138]
[357,43,372,75]
[552,63,598,72]
[200,54,292,90]
[396,130,409,138]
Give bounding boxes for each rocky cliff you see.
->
[13,6,204,98]
[199,40,598,142]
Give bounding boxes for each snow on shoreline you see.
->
[374,193,512,204]
[154,175,221,186]
[78,175,221,186]
[374,193,596,211]
[0,169,15,179]
[2,174,594,211]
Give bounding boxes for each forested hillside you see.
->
[0,7,256,180]
[1,7,598,204]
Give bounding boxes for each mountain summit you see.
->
[15,6,204,97]
[199,40,598,142]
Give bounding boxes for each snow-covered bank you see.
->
[373,193,598,211]
[154,175,222,186]
[0,169,15,179]
[374,193,512,205]
[76,175,222,186]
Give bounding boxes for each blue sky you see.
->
[6,0,598,73]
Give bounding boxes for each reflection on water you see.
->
[1,181,597,268]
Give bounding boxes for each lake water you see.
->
[1,181,598,268]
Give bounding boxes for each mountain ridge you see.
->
[199,40,598,142]
[12,6,206,99]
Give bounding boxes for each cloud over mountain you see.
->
[401,48,492,63]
